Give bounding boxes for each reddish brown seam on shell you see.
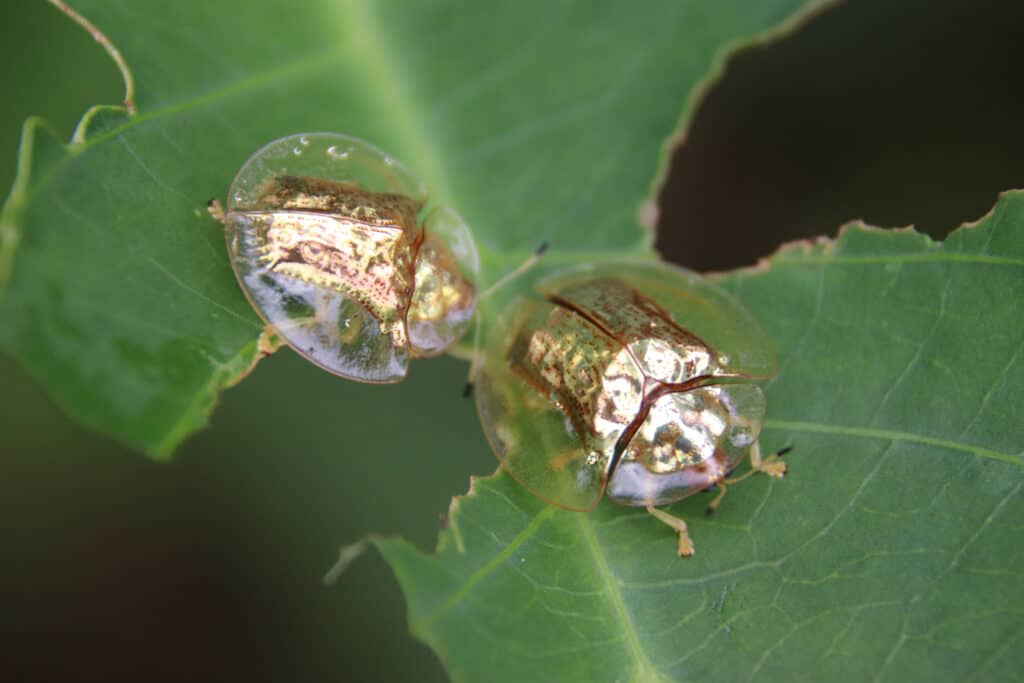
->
[401,208,428,343]
[545,284,740,482]
[608,374,725,479]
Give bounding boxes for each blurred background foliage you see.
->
[2,0,1022,681]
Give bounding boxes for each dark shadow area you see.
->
[658,0,1024,271]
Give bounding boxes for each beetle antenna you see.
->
[462,243,547,397]
[461,308,483,398]
[477,241,549,302]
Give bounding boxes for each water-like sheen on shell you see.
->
[223,132,478,382]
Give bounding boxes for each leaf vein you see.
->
[575,512,672,683]
[764,419,1024,468]
[421,505,558,628]
[773,252,1024,267]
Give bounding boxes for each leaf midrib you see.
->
[575,512,672,683]
[336,0,453,208]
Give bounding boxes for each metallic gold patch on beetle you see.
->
[243,179,423,351]
[550,278,717,384]
[509,303,644,464]
[220,132,479,383]
[474,262,783,535]
[513,278,725,481]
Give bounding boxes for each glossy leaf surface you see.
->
[0,0,825,458]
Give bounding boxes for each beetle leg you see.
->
[462,309,483,397]
[749,441,788,478]
[707,443,789,514]
[646,505,694,557]
[223,325,282,390]
[706,480,729,515]
[207,198,226,224]
[257,325,282,355]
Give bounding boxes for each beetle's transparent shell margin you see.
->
[474,260,778,511]
[223,132,479,382]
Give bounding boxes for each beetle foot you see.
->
[757,454,788,479]
[207,198,226,223]
[676,531,695,557]
[257,326,282,356]
[646,505,695,557]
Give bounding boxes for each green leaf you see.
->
[378,194,1024,682]
[0,0,826,458]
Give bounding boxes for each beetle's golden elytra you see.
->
[213,132,479,382]
[474,262,787,556]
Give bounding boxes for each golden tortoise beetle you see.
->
[473,261,788,556]
[210,132,479,383]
